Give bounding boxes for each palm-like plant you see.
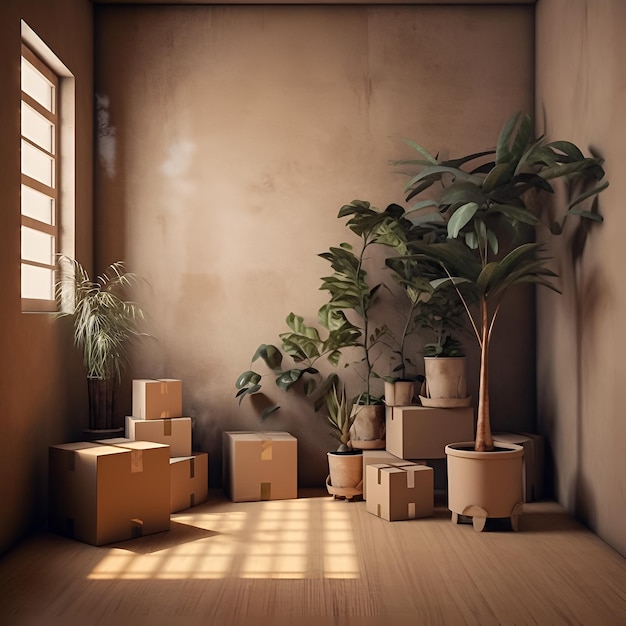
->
[325,381,356,451]
[56,256,148,429]
[396,112,608,452]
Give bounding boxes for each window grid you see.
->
[21,43,59,312]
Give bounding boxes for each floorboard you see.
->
[0,489,625,625]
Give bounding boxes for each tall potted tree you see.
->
[396,112,608,530]
[56,256,149,434]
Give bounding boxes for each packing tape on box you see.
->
[160,381,169,395]
[260,482,271,500]
[130,450,143,473]
[260,439,272,461]
[163,419,172,436]
[406,469,415,489]
[189,457,196,479]
[189,493,195,508]
[407,503,416,519]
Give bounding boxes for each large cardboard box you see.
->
[49,440,170,546]
[132,378,183,420]
[223,431,297,502]
[126,415,192,457]
[366,462,434,521]
[386,405,474,459]
[494,432,545,502]
[170,453,209,513]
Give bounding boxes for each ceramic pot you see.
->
[384,380,415,406]
[446,441,524,531]
[420,357,471,408]
[349,404,385,449]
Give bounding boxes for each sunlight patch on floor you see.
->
[88,497,360,580]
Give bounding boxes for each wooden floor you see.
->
[1,489,625,625]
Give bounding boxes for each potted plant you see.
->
[55,256,149,433]
[396,112,608,530]
[324,382,363,501]
[318,200,410,448]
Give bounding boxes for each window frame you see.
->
[20,43,61,313]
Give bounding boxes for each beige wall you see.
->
[0,0,93,555]
[536,0,626,556]
[94,4,534,488]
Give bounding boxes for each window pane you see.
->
[22,102,53,153]
[21,139,53,186]
[21,185,54,224]
[21,264,54,300]
[21,57,53,112]
[21,226,54,265]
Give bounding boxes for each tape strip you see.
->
[261,440,272,461]
[130,450,143,473]
[408,503,416,519]
[163,419,172,436]
[189,457,196,479]
[260,482,271,500]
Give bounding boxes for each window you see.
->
[21,44,59,311]
[20,21,75,313]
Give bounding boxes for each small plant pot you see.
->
[384,380,415,406]
[446,441,524,531]
[326,450,363,500]
[420,357,471,408]
[349,404,385,449]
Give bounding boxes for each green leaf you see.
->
[252,344,283,370]
[235,370,261,389]
[448,202,479,239]
[401,138,439,165]
[496,112,521,164]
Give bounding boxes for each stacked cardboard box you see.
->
[49,439,170,545]
[222,431,297,502]
[126,378,208,513]
[494,432,545,502]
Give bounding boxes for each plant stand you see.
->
[325,476,363,501]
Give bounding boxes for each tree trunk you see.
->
[87,378,114,430]
[475,299,494,452]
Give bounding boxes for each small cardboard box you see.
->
[362,449,405,500]
[132,378,183,420]
[223,431,297,502]
[170,452,209,513]
[366,462,434,521]
[386,405,474,459]
[126,415,192,457]
[494,432,545,502]
[49,440,170,546]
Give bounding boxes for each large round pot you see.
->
[420,357,471,408]
[326,450,363,500]
[349,404,385,449]
[446,441,524,531]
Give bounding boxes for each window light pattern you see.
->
[88,498,360,580]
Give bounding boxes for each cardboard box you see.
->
[386,405,474,459]
[49,440,170,546]
[223,431,297,502]
[366,462,434,521]
[170,453,209,513]
[494,432,545,502]
[132,378,183,420]
[362,449,404,500]
[126,415,192,457]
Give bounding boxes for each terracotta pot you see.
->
[327,451,363,493]
[349,404,385,449]
[421,357,471,408]
[384,380,415,406]
[446,441,524,531]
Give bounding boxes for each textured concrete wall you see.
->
[94,4,534,489]
[0,0,93,555]
[536,0,626,556]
